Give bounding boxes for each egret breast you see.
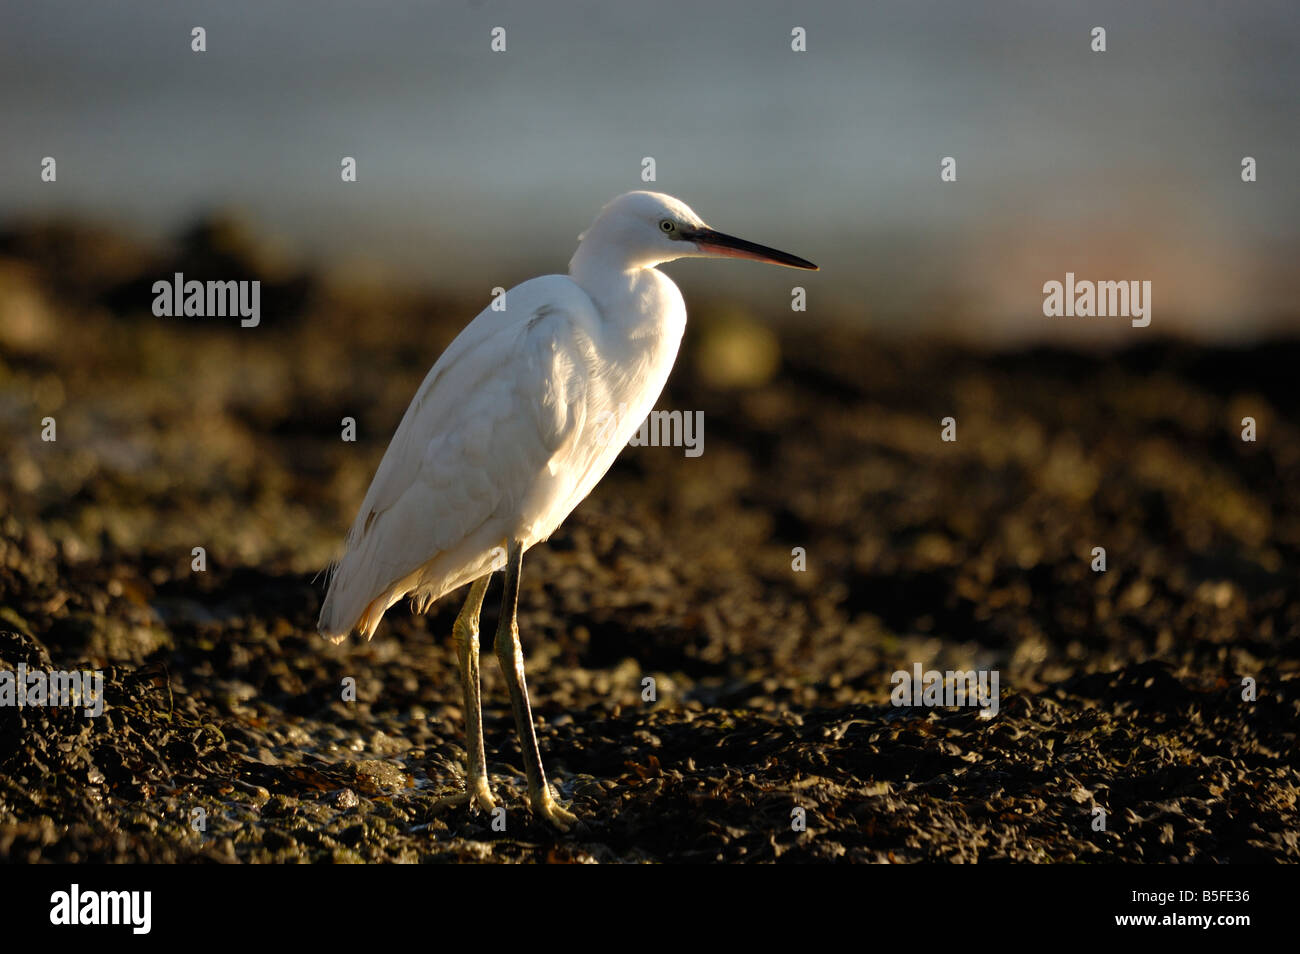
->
[519,268,687,547]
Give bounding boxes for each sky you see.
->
[1,0,1296,341]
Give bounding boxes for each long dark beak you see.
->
[686,227,818,270]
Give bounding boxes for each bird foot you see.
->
[529,788,578,831]
[433,777,497,815]
[468,776,497,813]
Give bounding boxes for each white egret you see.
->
[319,191,816,829]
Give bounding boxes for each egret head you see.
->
[572,191,818,273]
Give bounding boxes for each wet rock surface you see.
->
[0,223,1297,862]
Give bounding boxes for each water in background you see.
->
[2,0,1297,341]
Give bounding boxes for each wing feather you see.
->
[318,276,598,639]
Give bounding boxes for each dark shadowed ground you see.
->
[0,219,1297,862]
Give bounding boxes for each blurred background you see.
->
[1,0,1297,342]
[2,0,1299,864]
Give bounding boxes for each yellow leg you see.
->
[434,575,495,813]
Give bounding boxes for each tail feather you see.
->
[318,500,502,642]
[318,537,428,643]
[317,541,393,642]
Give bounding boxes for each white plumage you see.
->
[319,267,685,640]
[317,190,815,828]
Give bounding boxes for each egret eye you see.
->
[659,219,675,233]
